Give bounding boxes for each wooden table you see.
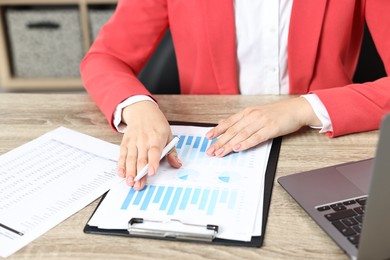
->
[0,94,379,259]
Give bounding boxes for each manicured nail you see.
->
[176,156,182,166]
[134,181,141,190]
[215,147,224,157]
[126,176,134,185]
[233,144,241,151]
[148,166,155,176]
[206,132,214,139]
[118,168,125,177]
[207,147,216,156]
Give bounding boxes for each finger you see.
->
[166,147,182,168]
[133,176,148,191]
[206,112,243,140]
[228,123,266,152]
[234,129,271,152]
[206,115,245,156]
[214,124,259,157]
[147,145,163,177]
[118,145,127,178]
[136,147,149,176]
[207,119,249,157]
[125,146,138,186]
[133,142,165,191]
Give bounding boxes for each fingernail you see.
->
[176,156,182,166]
[148,166,155,176]
[206,132,213,139]
[233,144,241,152]
[126,176,134,185]
[215,147,224,157]
[207,147,215,156]
[118,168,125,177]
[134,181,141,190]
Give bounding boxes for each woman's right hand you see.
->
[118,101,182,191]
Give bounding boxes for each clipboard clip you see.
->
[128,218,218,242]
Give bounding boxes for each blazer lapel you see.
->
[288,0,328,94]
[201,0,239,94]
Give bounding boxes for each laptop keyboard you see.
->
[316,196,367,248]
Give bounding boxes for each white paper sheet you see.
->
[88,125,272,242]
[0,127,121,258]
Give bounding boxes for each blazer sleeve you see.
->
[313,0,390,137]
[80,0,168,129]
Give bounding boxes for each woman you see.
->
[81,0,390,190]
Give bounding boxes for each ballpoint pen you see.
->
[134,136,180,182]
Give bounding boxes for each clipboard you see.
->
[84,121,282,247]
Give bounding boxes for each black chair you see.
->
[138,29,180,94]
[353,23,387,83]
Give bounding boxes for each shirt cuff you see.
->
[113,95,157,133]
[301,94,333,133]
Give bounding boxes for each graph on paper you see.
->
[120,185,238,217]
[172,134,256,171]
[88,125,272,241]
[118,130,260,218]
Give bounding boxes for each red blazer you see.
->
[80,0,390,137]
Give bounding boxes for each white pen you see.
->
[134,136,180,182]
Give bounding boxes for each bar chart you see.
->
[120,185,238,216]
[116,132,257,217]
[174,134,255,169]
[88,125,272,241]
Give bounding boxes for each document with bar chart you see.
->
[87,124,277,243]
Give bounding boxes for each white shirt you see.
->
[114,0,332,133]
[235,0,290,94]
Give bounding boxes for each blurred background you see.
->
[0,0,180,94]
[0,1,118,93]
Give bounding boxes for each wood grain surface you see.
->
[0,94,378,260]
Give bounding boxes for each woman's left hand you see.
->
[205,97,322,157]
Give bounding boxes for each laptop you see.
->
[278,114,390,260]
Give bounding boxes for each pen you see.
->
[134,136,180,182]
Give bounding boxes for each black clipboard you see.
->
[84,121,282,247]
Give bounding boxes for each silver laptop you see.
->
[278,114,390,260]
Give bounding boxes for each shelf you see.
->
[0,0,117,91]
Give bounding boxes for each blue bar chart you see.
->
[89,126,272,242]
[173,134,253,168]
[117,133,252,216]
[120,185,239,216]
